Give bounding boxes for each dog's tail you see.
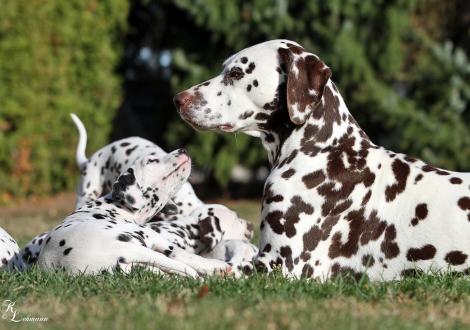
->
[70,113,88,168]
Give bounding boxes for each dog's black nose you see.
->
[178,149,188,155]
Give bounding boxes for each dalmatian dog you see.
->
[148,204,258,263]
[38,149,234,277]
[0,227,24,272]
[20,232,47,267]
[18,115,204,268]
[174,39,470,281]
[71,113,203,220]
[21,204,257,269]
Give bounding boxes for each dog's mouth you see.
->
[182,117,234,132]
[219,124,234,131]
[164,160,190,180]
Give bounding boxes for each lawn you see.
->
[1,194,470,329]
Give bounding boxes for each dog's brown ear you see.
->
[112,168,146,210]
[278,44,332,125]
[198,216,223,249]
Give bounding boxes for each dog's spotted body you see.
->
[148,204,258,263]
[0,227,24,272]
[174,39,470,281]
[71,114,203,220]
[38,150,233,277]
[20,205,258,268]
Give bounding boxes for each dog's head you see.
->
[173,40,332,137]
[193,204,255,250]
[112,148,191,223]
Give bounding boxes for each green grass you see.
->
[2,196,470,329]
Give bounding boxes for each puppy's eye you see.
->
[147,158,159,164]
[230,71,242,78]
[227,67,244,80]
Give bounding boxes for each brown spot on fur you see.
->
[406,244,436,261]
[414,174,423,184]
[302,170,326,189]
[262,182,284,204]
[266,196,314,238]
[445,251,468,265]
[280,246,294,272]
[450,177,463,184]
[278,150,298,169]
[246,62,256,74]
[385,159,410,202]
[330,263,363,281]
[381,225,400,259]
[411,203,428,226]
[362,255,375,267]
[458,197,470,210]
[361,190,372,206]
[301,264,314,278]
[415,204,428,220]
[282,169,296,179]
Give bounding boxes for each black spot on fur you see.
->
[117,234,131,242]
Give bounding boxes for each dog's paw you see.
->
[198,259,235,277]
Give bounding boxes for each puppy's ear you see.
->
[160,199,179,215]
[198,216,223,250]
[112,168,146,210]
[278,43,332,125]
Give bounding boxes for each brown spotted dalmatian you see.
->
[174,39,470,281]
[38,150,234,277]
[0,227,24,272]
[71,113,204,219]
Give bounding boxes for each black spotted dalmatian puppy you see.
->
[20,232,47,267]
[148,204,258,263]
[0,227,24,272]
[21,204,257,268]
[19,114,204,268]
[38,150,234,277]
[174,39,470,281]
[71,113,203,219]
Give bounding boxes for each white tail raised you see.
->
[70,113,88,168]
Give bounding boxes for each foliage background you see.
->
[0,0,128,203]
[0,0,469,202]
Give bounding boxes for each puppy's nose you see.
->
[173,91,191,111]
[178,148,188,155]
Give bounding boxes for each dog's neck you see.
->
[257,82,373,168]
[78,193,162,225]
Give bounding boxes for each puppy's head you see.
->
[112,168,146,210]
[194,204,255,250]
[112,149,191,222]
[173,39,331,138]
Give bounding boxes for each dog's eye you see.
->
[230,71,242,78]
[227,67,244,80]
[147,158,159,164]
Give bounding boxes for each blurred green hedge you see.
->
[1,0,470,203]
[0,0,128,203]
[167,0,470,187]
